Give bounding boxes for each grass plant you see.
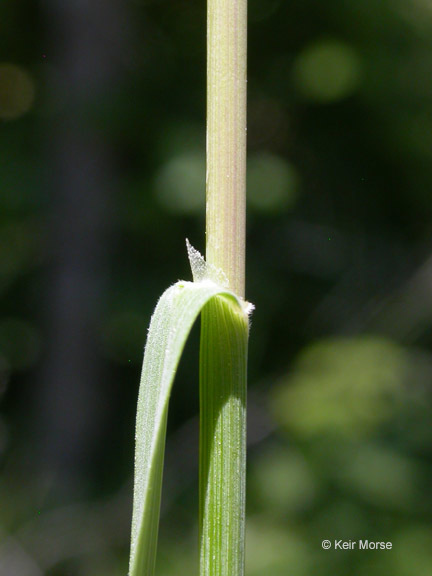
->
[128,1,250,575]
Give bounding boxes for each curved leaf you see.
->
[129,278,247,576]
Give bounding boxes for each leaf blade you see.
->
[129,279,245,576]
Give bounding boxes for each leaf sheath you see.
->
[200,297,249,576]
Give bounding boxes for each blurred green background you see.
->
[1,0,432,574]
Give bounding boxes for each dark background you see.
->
[1,0,432,574]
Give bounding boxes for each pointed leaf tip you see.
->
[185,238,229,288]
[186,238,207,282]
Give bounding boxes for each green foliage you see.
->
[271,337,405,439]
[129,248,251,576]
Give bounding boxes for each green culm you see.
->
[128,1,251,576]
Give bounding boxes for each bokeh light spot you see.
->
[293,40,361,103]
[271,337,405,439]
[250,446,316,515]
[0,63,35,120]
[247,519,312,576]
[340,444,417,509]
[154,151,205,214]
[247,153,299,213]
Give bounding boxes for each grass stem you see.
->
[206,0,247,297]
[200,1,248,575]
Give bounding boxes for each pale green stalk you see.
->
[206,0,247,298]
[200,1,248,575]
[128,2,249,574]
